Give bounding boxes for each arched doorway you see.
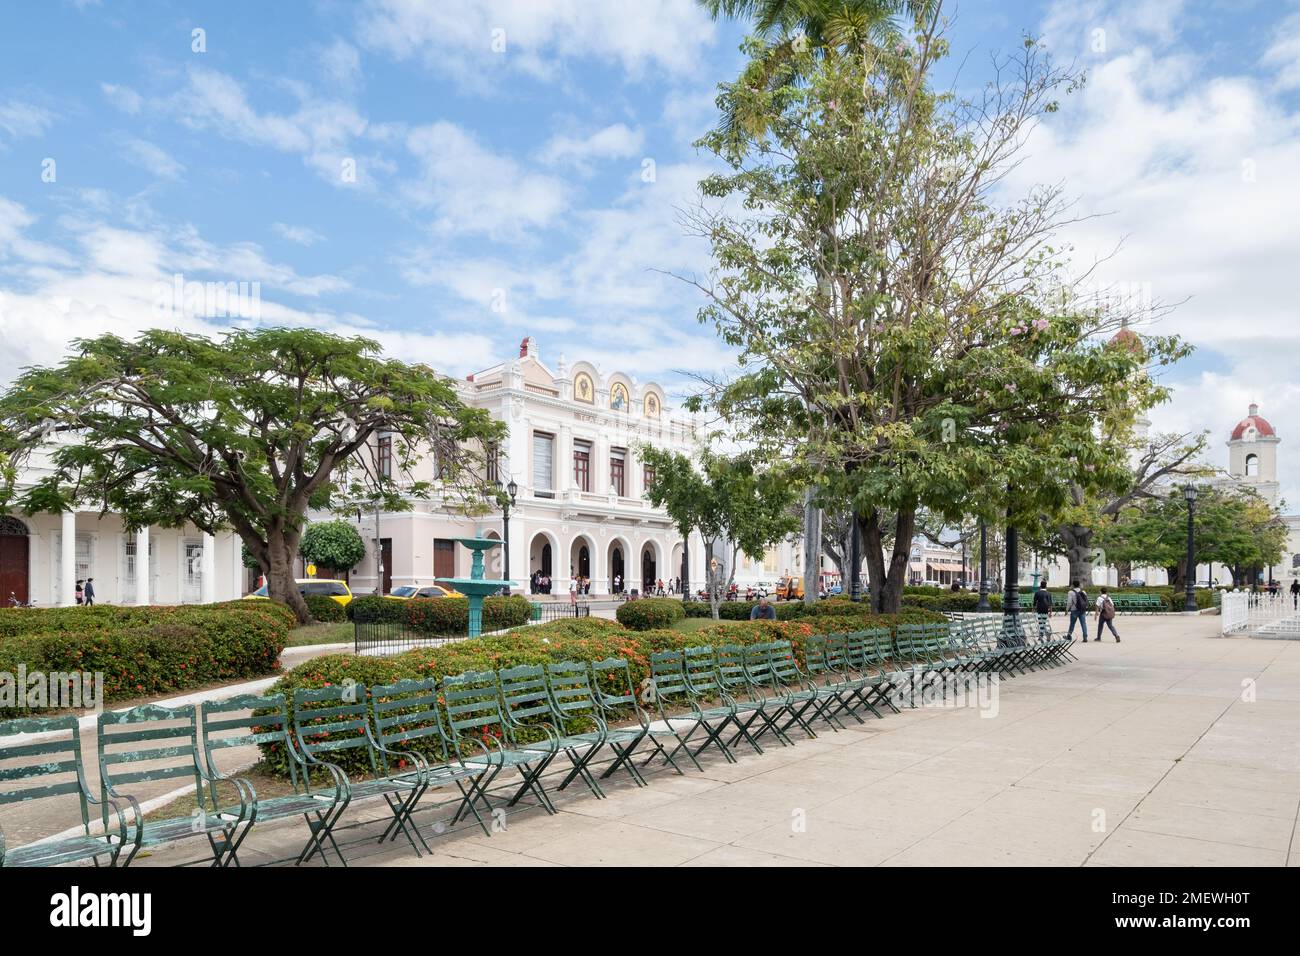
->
[671,542,685,593]
[529,532,554,593]
[641,543,657,592]
[608,541,625,593]
[0,516,30,605]
[570,536,591,584]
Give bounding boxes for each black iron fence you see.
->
[354,602,590,655]
[353,622,463,656]
[531,602,591,623]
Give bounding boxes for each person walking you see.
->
[75,580,84,605]
[613,573,622,595]
[750,596,776,620]
[83,578,96,606]
[569,575,578,607]
[1291,578,1299,610]
[1066,580,1089,642]
[1095,586,1121,642]
[1032,580,1052,638]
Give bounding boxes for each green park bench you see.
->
[646,648,738,769]
[441,670,562,816]
[803,633,884,723]
[0,714,132,868]
[713,644,794,751]
[497,663,607,800]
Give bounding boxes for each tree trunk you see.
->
[706,539,721,620]
[803,492,821,606]
[862,504,915,614]
[861,510,888,613]
[263,527,310,623]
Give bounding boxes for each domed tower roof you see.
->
[1230,403,1276,440]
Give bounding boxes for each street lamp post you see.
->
[1003,513,1019,623]
[1183,483,1198,613]
[497,478,518,595]
[977,518,991,612]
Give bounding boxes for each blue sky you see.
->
[3,0,1300,500]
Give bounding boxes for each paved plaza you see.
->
[79,613,1296,868]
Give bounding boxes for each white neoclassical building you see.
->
[0,436,243,607]
[343,338,709,597]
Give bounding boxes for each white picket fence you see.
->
[1220,590,1300,636]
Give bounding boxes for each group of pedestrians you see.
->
[1034,580,1120,643]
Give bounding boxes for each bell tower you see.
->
[1227,403,1280,505]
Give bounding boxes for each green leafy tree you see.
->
[1098,486,1288,589]
[299,519,367,576]
[640,446,799,618]
[1029,428,1209,584]
[680,11,1187,613]
[0,328,502,622]
[700,0,936,153]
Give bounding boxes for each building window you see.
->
[377,434,392,479]
[610,448,626,496]
[574,440,592,492]
[643,464,656,491]
[532,432,554,497]
[1246,453,1259,477]
[485,441,499,484]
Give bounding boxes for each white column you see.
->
[201,532,217,604]
[135,527,150,605]
[59,510,76,607]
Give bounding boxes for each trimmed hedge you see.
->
[615,597,686,630]
[304,594,348,623]
[0,604,290,713]
[347,594,532,634]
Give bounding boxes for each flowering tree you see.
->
[681,7,1186,612]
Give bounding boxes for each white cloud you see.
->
[320,39,364,88]
[100,82,143,115]
[1263,12,1300,91]
[403,121,568,237]
[169,67,373,186]
[538,123,644,171]
[357,0,716,84]
[272,222,326,246]
[0,194,506,383]
[120,138,185,180]
[0,99,55,144]
[1023,0,1300,506]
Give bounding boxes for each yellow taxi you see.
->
[245,578,353,606]
[384,583,466,600]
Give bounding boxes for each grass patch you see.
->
[285,622,353,647]
[671,616,739,633]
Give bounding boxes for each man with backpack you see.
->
[1095,586,1121,642]
[1032,581,1053,638]
[1066,580,1089,642]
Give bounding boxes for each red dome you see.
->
[1231,404,1275,440]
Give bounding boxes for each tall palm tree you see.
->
[699,0,939,148]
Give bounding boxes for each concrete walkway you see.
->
[8,613,1300,866]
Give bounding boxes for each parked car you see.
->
[246,578,353,606]
[384,583,465,600]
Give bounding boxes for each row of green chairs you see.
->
[1,620,1075,868]
[0,658,662,869]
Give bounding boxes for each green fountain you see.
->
[436,537,515,639]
